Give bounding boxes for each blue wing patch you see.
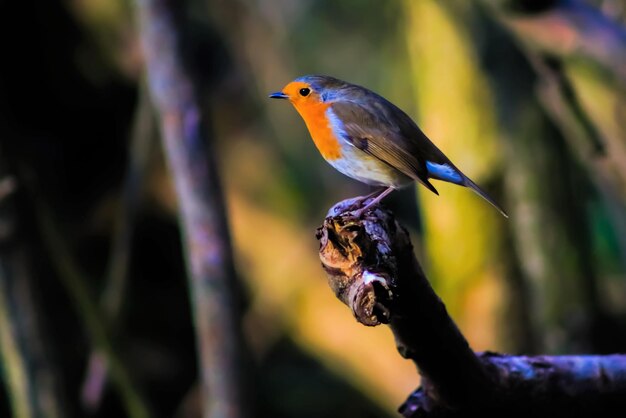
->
[426,161,463,184]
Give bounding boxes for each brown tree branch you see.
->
[135,1,249,417]
[317,198,626,417]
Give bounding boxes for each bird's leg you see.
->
[343,188,383,215]
[352,186,395,217]
[352,188,384,204]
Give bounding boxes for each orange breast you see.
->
[295,102,342,160]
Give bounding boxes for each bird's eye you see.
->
[299,88,311,97]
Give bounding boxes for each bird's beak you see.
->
[269,91,289,100]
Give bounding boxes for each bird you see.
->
[269,75,508,218]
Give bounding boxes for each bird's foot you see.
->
[350,187,395,218]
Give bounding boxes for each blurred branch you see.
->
[102,82,154,320]
[490,0,626,189]
[485,0,626,83]
[529,54,626,265]
[484,0,626,193]
[135,1,248,417]
[0,257,66,418]
[501,73,602,352]
[82,81,155,412]
[478,0,626,349]
[0,262,33,418]
[317,199,626,417]
[0,150,64,418]
[529,55,604,155]
[0,250,65,418]
[33,193,150,418]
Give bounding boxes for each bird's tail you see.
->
[462,175,508,218]
[424,160,508,218]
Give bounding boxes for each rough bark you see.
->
[317,198,626,417]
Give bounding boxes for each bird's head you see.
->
[269,75,347,111]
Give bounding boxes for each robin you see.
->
[269,75,508,218]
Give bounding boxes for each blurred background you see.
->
[1,0,626,417]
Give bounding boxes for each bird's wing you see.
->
[330,99,449,194]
